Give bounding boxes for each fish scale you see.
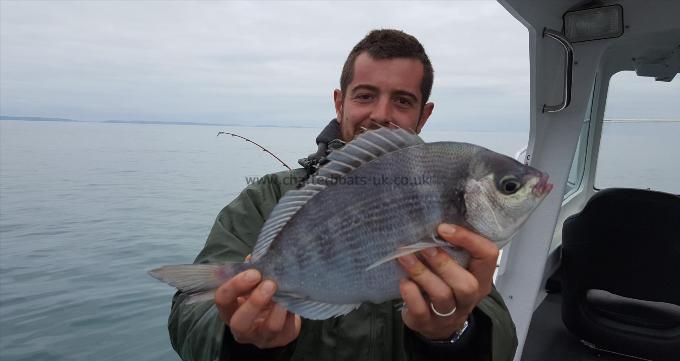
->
[255,144,473,305]
[149,127,552,320]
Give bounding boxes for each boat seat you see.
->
[561,188,680,360]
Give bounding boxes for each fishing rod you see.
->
[217,131,292,170]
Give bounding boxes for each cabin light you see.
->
[564,5,623,43]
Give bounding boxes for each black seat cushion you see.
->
[561,188,680,360]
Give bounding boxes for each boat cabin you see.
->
[494,1,680,360]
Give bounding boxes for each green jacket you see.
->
[168,167,518,361]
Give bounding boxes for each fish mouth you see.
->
[532,173,553,197]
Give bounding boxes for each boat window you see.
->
[564,82,594,199]
[595,71,680,193]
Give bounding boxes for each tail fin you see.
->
[148,263,243,295]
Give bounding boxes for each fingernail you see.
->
[423,247,438,257]
[244,270,259,282]
[399,254,417,266]
[440,224,456,236]
[260,280,275,296]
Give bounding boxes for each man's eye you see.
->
[395,97,413,107]
[354,94,374,101]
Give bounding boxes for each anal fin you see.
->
[274,293,361,320]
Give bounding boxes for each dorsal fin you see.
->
[252,127,423,261]
[319,127,423,180]
[252,188,325,261]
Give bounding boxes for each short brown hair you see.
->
[340,29,434,105]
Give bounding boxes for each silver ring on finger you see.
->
[430,302,456,317]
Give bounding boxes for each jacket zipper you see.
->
[368,310,375,361]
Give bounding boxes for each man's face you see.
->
[334,52,434,142]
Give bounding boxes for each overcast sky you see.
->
[1,1,677,131]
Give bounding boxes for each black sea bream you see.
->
[150,127,553,320]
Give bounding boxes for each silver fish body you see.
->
[257,142,472,305]
[150,127,552,319]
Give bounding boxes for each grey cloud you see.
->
[1,1,532,129]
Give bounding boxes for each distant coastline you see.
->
[0,115,314,128]
[3,115,677,133]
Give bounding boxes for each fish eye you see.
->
[499,176,522,195]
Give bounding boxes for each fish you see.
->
[149,127,553,320]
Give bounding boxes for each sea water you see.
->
[0,119,676,360]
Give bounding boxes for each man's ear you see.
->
[416,102,434,133]
[333,89,343,122]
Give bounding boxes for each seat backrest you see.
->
[561,188,680,360]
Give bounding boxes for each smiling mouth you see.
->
[356,122,416,136]
[532,173,553,197]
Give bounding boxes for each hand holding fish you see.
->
[398,224,499,340]
[215,269,302,348]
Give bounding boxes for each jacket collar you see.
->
[298,118,345,176]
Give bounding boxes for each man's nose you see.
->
[369,97,392,126]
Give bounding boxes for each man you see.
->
[168,29,517,361]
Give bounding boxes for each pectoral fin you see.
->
[365,236,450,271]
